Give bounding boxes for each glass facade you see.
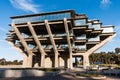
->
[76,45,86,50]
[12,12,71,24]
[54,33,66,37]
[76,34,86,39]
[21,33,30,38]
[60,44,68,49]
[28,44,35,49]
[44,45,53,49]
[92,24,101,30]
[88,36,100,41]
[74,19,86,26]
[15,40,20,45]
[102,27,114,33]
[87,23,92,29]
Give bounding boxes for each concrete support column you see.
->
[63,18,73,69]
[54,53,58,67]
[11,23,34,67]
[41,54,45,67]
[86,34,116,56]
[27,22,46,68]
[22,54,28,67]
[44,20,59,68]
[7,41,29,67]
[27,54,33,67]
[82,34,116,69]
[83,54,90,69]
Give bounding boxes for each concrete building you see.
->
[6,10,115,69]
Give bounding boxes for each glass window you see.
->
[74,19,86,26]
[21,33,29,38]
[28,44,35,49]
[87,23,92,28]
[76,45,86,50]
[88,36,100,41]
[102,27,113,33]
[15,40,20,44]
[12,12,71,24]
[76,34,86,39]
[61,44,68,49]
[92,24,101,30]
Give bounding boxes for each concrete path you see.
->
[0,73,120,80]
[0,74,78,80]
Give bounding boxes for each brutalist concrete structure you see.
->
[6,10,115,69]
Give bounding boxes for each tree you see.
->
[0,58,6,65]
[13,60,18,65]
[115,48,120,54]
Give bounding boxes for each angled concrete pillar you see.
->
[63,18,73,69]
[45,20,59,68]
[83,34,116,69]
[86,34,116,55]
[11,23,34,67]
[7,41,28,67]
[22,54,28,67]
[27,22,46,67]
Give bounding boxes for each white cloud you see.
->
[0,27,7,32]
[101,0,111,5]
[100,0,111,8]
[9,0,41,13]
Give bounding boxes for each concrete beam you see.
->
[11,23,34,67]
[44,20,59,68]
[85,34,116,55]
[27,22,46,68]
[6,41,28,67]
[83,34,116,69]
[63,18,73,69]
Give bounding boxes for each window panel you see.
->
[12,12,71,24]
[88,36,100,41]
[92,24,101,30]
[74,19,86,26]
[76,34,86,39]
[102,27,113,33]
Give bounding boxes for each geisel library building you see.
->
[6,10,115,69]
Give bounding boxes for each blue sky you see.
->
[0,0,120,61]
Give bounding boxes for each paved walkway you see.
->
[0,74,78,80]
[0,72,120,80]
[105,76,120,80]
[0,75,120,80]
